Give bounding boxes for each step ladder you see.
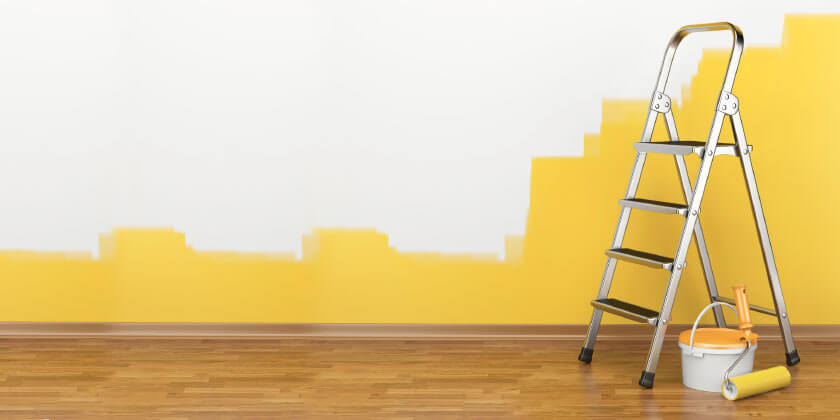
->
[576,22,800,389]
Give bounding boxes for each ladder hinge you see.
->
[717,91,739,115]
[650,92,671,113]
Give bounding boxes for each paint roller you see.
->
[721,285,792,401]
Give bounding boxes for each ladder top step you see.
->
[591,298,659,325]
[619,198,687,216]
[634,141,752,157]
[606,248,673,270]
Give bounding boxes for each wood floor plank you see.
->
[0,338,836,418]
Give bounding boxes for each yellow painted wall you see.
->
[1,15,838,324]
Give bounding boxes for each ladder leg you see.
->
[730,114,799,365]
[664,111,726,327]
[638,275,681,388]
[581,202,636,361]
[581,258,618,362]
[640,112,726,388]
[639,205,698,387]
[580,112,658,363]
[639,227,695,388]
[691,220,727,328]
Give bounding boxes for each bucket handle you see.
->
[689,302,738,351]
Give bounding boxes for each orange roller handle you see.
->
[732,285,753,339]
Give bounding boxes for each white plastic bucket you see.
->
[679,341,756,392]
[678,302,756,392]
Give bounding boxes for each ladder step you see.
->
[619,198,687,216]
[634,141,751,157]
[606,248,673,270]
[591,298,659,325]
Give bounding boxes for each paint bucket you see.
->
[677,302,758,392]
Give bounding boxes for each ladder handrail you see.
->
[652,22,744,95]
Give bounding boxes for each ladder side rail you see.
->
[663,110,727,328]
[729,112,799,363]
[640,110,728,386]
[582,111,659,353]
[640,23,745,387]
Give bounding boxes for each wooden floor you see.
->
[0,337,837,419]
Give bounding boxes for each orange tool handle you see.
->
[732,285,753,339]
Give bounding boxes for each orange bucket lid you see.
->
[678,328,758,349]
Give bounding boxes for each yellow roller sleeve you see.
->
[722,366,791,401]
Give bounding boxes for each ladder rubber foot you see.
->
[786,350,800,366]
[578,347,594,363]
[638,371,655,389]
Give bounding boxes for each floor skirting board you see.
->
[0,322,837,340]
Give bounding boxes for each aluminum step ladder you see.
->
[576,22,800,389]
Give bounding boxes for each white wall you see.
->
[0,1,838,257]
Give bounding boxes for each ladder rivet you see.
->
[782,313,787,318]
[665,102,669,107]
[691,209,698,215]
[658,94,662,99]
[707,150,713,156]
[725,93,730,100]
[722,105,727,110]
[655,104,659,109]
